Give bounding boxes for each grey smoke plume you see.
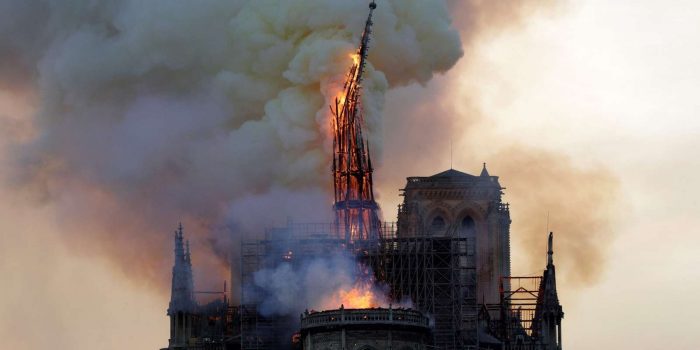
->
[0,0,463,291]
[250,252,398,317]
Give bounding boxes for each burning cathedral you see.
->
[162,2,563,350]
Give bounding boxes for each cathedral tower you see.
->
[397,164,511,305]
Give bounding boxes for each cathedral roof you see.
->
[405,166,502,192]
[430,169,477,178]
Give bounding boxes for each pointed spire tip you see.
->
[480,162,490,177]
[547,231,554,266]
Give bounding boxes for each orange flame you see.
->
[333,53,360,107]
[351,53,360,66]
[337,285,381,309]
[320,280,387,310]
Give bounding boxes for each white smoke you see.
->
[250,252,401,317]
[0,0,463,287]
[252,254,355,316]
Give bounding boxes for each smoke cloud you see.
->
[250,252,399,317]
[0,0,617,297]
[0,0,462,292]
[487,147,619,285]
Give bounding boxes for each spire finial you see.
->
[547,231,554,267]
[450,138,453,169]
[176,222,184,240]
[174,223,185,255]
[355,0,376,85]
[480,162,490,177]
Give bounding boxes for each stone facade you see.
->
[397,166,511,306]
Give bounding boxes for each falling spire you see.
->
[331,1,381,243]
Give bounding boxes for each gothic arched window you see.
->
[431,216,446,230]
[460,216,476,236]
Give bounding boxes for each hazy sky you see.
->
[451,1,700,348]
[2,1,699,349]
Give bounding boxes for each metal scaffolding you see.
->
[240,224,351,350]
[368,225,478,349]
[239,225,563,350]
[240,239,273,350]
[499,276,543,340]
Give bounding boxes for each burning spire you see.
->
[331,1,381,243]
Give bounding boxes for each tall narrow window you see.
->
[461,216,476,236]
[431,216,446,230]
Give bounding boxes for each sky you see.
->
[445,0,700,348]
[2,0,700,349]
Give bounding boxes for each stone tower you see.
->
[397,164,511,305]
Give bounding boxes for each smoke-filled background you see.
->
[1,0,699,349]
[0,0,464,291]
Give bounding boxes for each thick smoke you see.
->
[250,252,399,317]
[1,0,616,297]
[0,0,462,292]
[488,147,619,285]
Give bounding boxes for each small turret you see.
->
[480,162,490,177]
[534,232,564,349]
[167,223,197,348]
[169,223,195,313]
